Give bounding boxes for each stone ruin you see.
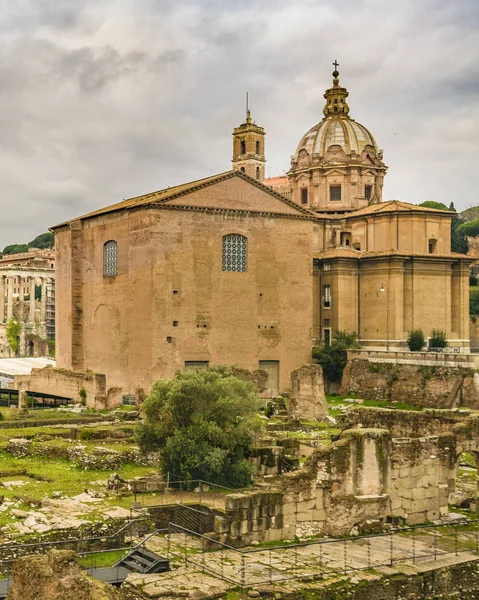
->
[206,407,479,547]
[289,363,328,421]
[6,550,124,600]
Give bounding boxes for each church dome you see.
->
[294,117,378,159]
[292,68,380,164]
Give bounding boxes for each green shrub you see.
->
[136,366,261,488]
[6,319,21,354]
[407,329,425,351]
[429,329,447,348]
[79,388,87,406]
[264,401,274,419]
[313,330,360,383]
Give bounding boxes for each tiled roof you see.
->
[320,200,455,220]
[51,170,317,229]
[313,248,471,260]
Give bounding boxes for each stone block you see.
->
[281,525,296,539]
[296,510,313,522]
[240,520,251,535]
[282,502,296,517]
[263,528,283,543]
[311,509,326,521]
[412,488,425,501]
[296,499,316,513]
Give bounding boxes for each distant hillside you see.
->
[2,232,54,256]
[460,207,479,224]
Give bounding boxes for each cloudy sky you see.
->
[0,0,478,246]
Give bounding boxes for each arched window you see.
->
[240,166,245,173]
[240,140,246,154]
[222,234,247,272]
[104,240,118,277]
[256,166,260,180]
[255,140,260,154]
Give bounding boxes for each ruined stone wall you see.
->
[213,410,479,545]
[343,358,479,408]
[14,366,122,408]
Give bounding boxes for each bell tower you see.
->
[232,97,266,181]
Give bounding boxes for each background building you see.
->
[47,69,470,401]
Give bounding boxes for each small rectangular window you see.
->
[173,321,178,327]
[166,336,172,343]
[330,185,342,202]
[365,185,372,200]
[324,319,330,326]
[122,394,136,406]
[323,328,331,344]
[301,188,308,205]
[185,361,209,370]
[324,285,331,308]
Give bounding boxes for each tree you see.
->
[28,232,54,249]
[313,330,360,383]
[418,201,449,211]
[407,329,425,351]
[136,366,262,487]
[6,319,21,354]
[2,232,54,256]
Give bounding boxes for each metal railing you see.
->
[130,478,250,508]
[165,518,479,587]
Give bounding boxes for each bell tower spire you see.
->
[232,95,266,181]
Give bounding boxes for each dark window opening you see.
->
[365,185,372,200]
[340,232,351,247]
[255,140,260,154]
[301,188,308,205]
[330,185,341,201]
[324,319,330,326]
[166,336,172,343]
[240,166,245,173]
[256,166,260,180]
[185,361,209,370]
[173,321,178,327]
[173,289,179,294]
[324,328,331,344]
[428,239,437,254]
[240,140,246,154]
[323,285,331,308]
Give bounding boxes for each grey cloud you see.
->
[0,0,478,246]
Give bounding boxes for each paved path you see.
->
[119,529,479,598]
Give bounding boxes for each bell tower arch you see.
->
[232,99,266,181]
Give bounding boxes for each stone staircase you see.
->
[115,546,169,575]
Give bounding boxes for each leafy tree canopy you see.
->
[136,366,262,487]
[418,201,449,211]
[2,232,54,255]
[457,219,479,239]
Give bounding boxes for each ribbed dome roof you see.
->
[294,116,378,159]
[293,68,379,162]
